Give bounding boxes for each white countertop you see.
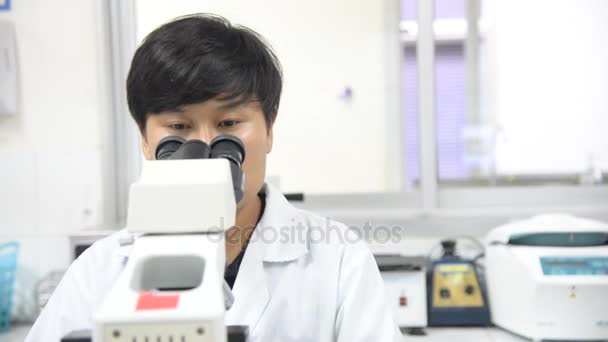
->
[400,327,527,342]
[3,324,530,342]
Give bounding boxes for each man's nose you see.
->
[193,127,219,145]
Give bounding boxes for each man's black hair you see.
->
[126,14,283,132]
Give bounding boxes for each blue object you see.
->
[541,257,608,276]
[0,242,19,333]
[0,0,10,11]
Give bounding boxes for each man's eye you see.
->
[219,120,240,128]
[168,123,190,130]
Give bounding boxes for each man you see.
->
[26,14,400,341]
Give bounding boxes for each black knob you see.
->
[439,288,451,298]
[465,285,475,295]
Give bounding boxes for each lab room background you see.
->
[1,0,608,339]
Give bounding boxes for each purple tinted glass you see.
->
[403,45,467,185]
[403,47,420,185]
[401,0,416,20]
[401,0,466,21]
[435,45,467,180]
[402,0,467,186]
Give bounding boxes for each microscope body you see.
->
[94,137,244,342]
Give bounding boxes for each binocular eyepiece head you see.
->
[154,135,247,204]
[155,135,245,167]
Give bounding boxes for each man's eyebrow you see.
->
[217,97,259,111]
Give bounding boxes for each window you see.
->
[402,0,608,188]
[477,0,608,187]
[402,0,470,188]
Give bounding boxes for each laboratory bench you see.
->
[3,324,534,342]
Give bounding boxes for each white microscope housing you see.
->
[94,136,243,342]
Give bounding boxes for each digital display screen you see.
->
[543,261,589,267]
[541,257,608,276]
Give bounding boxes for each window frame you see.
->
[105,0,141,227]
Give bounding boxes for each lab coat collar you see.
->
[226,182,309,332]
[255,182,309,262]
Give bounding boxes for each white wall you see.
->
[481,0,608,176]
[135,0,401,194]
[0,0,113,297]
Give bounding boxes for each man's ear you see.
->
[141,133,154,160]
[266,116,276,154]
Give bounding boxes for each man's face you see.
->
[141,99,273,212]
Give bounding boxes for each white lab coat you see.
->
[26,183,401,342]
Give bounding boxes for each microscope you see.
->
[91,135,247,342]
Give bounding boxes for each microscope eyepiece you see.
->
[210,135,246,204]
[155,136,186,160]
[210,135,246,166]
